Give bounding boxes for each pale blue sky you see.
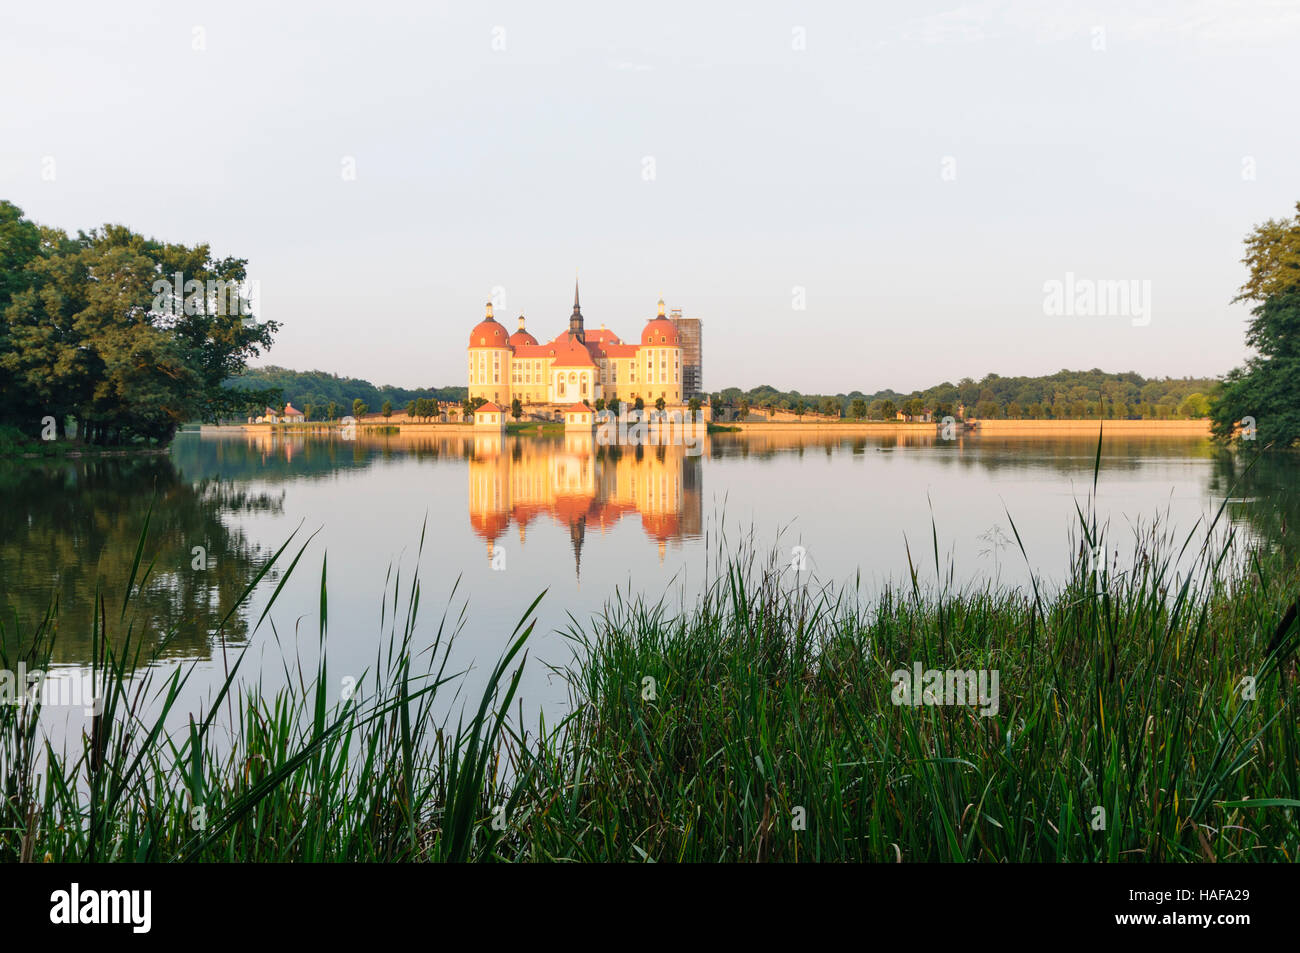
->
[3,0,1298,392]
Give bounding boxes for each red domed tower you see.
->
[509,314,538,347]
[637,299,684,406]
[468,301,512,405]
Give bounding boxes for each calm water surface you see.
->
[1,429,1292,730]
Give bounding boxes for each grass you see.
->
[506,421,564,435]
[2,439,1299,861]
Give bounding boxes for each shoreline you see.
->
[204,418,1214,438]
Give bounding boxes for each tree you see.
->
[1234,201,1300,305]
[655,396,666,413]
[594,398,605,411]
[879,399,897,420]
[607,398,621,417]
[0,205,280,443]
[326,401,338,421]
[634,396,644,412]
[1212,203,1300,446]
[850,398,867,419]
[737,397,749,419]
[381,399,393,420]
[688,396,702,418]
[1178,393,1210,418]
[353,398,368,419]
[406,400,416,419]
[511,397,523,420]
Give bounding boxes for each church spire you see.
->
[569,275,585,341]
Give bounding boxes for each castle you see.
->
[467,281,685,409]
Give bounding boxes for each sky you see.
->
[3,0,1299,393]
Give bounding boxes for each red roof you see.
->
[640,317,679,346]
[509,330,538,346]
[283,403,302,416]
[477,402,504,413]
[591,341,638,358]
[549,333,596,367]
[469,318,509,348]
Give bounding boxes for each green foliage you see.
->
[6,484,1299,862]
[723,371,1218,422]
[1212,203,1300,448]
[228,365,464,421]
[0,202,279,445]
[1234,200,1300,306]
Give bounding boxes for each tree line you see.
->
[0,201,277,445]
[228,366,465,421]
[707,370,1218,421]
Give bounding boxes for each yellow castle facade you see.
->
[468,282,684,408]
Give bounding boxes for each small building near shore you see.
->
[562,404,595,430]
[474,401,507,430]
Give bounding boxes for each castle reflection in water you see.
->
[468,432,704,578]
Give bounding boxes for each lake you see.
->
[0,428,1290,731]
